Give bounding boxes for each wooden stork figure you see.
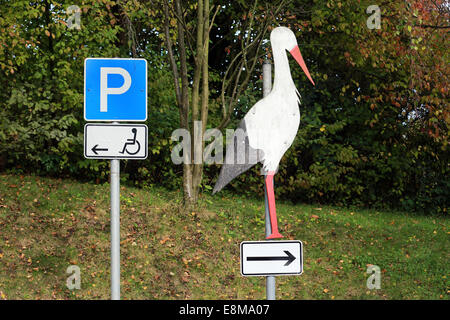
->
[213,27,315,239]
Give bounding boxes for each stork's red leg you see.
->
[265,173,283,239]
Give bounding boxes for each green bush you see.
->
[1,0,447,215]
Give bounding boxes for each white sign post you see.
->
[84,124,148,160]
[240,241,303,277]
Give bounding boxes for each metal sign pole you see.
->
[110,147,121,300]
[263,59,276,300]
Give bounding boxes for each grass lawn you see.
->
[0,173,448,300]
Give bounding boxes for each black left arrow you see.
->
[247,250,296,266]
[91,144,108,155]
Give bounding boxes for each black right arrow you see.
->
[247,250,296,266]
[91,144,108,155]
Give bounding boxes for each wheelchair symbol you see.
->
[119,128,141,155]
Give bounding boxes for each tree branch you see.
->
[162,0,181,107]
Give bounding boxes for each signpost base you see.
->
[266,275,276,300]
[110,159,120,300]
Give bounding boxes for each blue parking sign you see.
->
[84,58,147,121]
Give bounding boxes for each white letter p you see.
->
[100,67,131,112]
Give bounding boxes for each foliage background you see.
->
[0,0,448,214]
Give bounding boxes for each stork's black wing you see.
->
[212,120,264,194]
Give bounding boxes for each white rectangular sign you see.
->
[84,123,147,159]
[240,240,303,276]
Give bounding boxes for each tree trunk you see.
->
[192,0,210,205]
[162,0,274,208]
[163,0,211,209]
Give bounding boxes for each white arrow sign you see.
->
[240,240,303,276]
[84,123,147,159]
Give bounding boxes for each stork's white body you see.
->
[245,40,301,172]
[213,26,315,239]
[244,56,300,172]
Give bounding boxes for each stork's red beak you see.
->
[289,45,315,86]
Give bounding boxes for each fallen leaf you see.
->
[160,236,171,245]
